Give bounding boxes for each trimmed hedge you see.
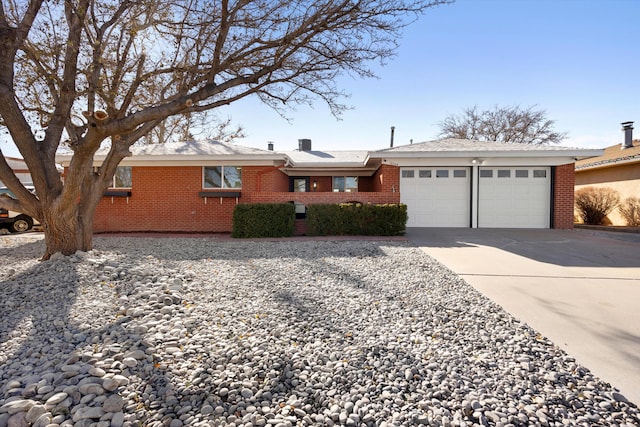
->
[232,203,295,238]
[306,203,407,236]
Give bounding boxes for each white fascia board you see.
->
[282,153,372,168]
[55,155,285,168]
[384,156,581,167]
[116,157,283,167]
[372,149,603,160]
[281,167,379,177]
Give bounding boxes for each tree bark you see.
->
[41,200,96,259]
[39,167,102,260]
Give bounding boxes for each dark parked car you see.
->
[0,186,39,233]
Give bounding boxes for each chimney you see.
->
[267,141,274,151]
[298,138,312,151]
[390,126,395,148]
[622,121,634,149]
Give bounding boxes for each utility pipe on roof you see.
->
[621,121,634,149]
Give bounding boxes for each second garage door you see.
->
[478,167,551,228]
[401,167,471,227]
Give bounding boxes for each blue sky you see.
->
[2,0,638,157]
[218,0,640,152]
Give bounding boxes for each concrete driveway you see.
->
[407,227,640,406]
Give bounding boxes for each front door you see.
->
[290,177,309,192]
[290,177,309,218]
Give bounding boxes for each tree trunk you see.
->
[41,194,96,260]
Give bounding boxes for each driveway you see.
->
[407,227,640,406]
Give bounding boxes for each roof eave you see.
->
[370,149,604,159]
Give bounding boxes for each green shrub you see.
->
[574,187,620,225]
[306,203,407,236]
[619,197,640,226]
[232,203,295,238]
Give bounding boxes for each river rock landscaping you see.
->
[0,235,638,427]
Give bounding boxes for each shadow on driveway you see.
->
[406,227,640,268]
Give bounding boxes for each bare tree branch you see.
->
[438,105,567,145]
[0,0,453,256]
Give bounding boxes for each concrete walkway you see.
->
[407,227,640,406]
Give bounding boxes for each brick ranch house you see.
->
[55,138,600,233]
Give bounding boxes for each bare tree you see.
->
[438,105,567,145]
[0,0,452,258]
[142,113,245,145]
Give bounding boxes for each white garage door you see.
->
[400,167,471,227]
[478,167,550,228]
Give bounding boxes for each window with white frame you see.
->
[332,176,358,192]
[97,166,132,188]
[203,166,242,189]
[92,166,132,189]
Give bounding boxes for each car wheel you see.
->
[10,216,33,233]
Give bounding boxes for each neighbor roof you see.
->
[575,140,640,171]
[372,138,602,159]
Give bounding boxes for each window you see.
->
[109,166,131,188]
[436,170,449,178]
[515,170,528,178]
[419,170,431,178]
[292,178,307,192]
[533,170,547,178]
[401,170,415,178]
[480,170,493,178]
[497,170,511,178]
[203,166,242,189]
[453,170,467,178]
[333,176,358,192]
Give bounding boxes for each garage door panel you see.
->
[401,167,470,227]
[478,167,550,228]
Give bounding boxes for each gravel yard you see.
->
[0,235,638,427]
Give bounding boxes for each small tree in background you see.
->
[574,187,620,225]
[619,197,640,227]
[438,105,567,145]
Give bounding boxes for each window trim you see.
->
[203,165,243,189]
[95,166,132,190]
[332,176,358,192]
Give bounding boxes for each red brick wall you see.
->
[94,166,239,233]
[373,164,400,192]
[553,163,575,229]
[92,164,401,233]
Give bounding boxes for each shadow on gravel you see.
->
[4,237,639,425]
[93,236,395,262]
[1,237,418,425]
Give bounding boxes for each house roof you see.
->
[283,150,370,167]
[56,140,284,166]
[53,137,603,170]
[280,150,380,176]
[129,140,278,157]
[372,138,602,159]
[575,140,640,171]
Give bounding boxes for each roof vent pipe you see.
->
[622,121,634,149]
[390,126,395,148]
[298,139,312,151]
[267,141,274,151]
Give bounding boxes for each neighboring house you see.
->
[575,122,640,225]
[54,138,599,234]
[0,156,32,186]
